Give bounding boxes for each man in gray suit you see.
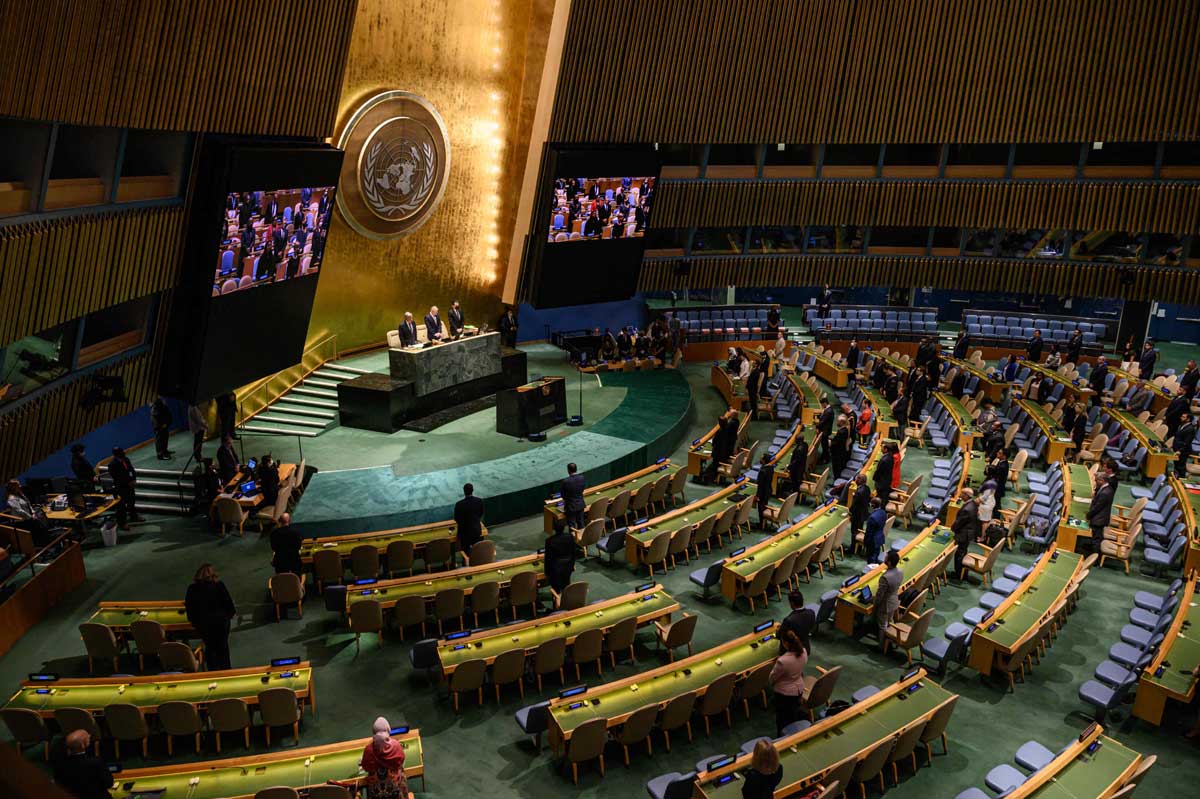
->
[560,462,586,530]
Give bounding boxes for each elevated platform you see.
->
[290,369,693,536]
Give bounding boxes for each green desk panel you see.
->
[89,606,189,630]
[1029,736,1140,799]
[938,395,977,437]
[976,551,1080,650]
[299,524,456,560]
[842,528,953,613]
[725,506,847,581]
[1143,599,1200,696]
[628,486,748,548]
[346,557,543,608]
[1021,400,1073,442]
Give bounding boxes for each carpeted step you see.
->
[241,423,320,438]
[255,413,330,429]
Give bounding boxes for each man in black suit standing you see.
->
[1066,328,1084,364]
[270,512,303,576]
[397,312,419,347]
[1086,462,1117,551]
[425,305,444,342]
[1089,356,1109,406]
[1173,412,1196,478]
[543,518,577,593]
[1138,340,1158,379]
[262,195,279,224]
[1180,359,1200,398]
[454,483,485,557]
[216,435,239,485]
[756,454,776,529]
[1026,329,1044,363]
[816,396,834,464]
[561,462,586,530]
[448,300,465,339]
[499,307,518,348]
[108,447,138,531]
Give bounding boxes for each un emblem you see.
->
[336,91,451,239]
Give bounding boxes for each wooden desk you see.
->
[299,519,478,563]
[804,347,851,388]
[788,374,824,425]
[1024,361,1095,404]
[88,601,195,636]
[1056,464,1095,553]
[224,463,297,509]
[623,479,749,565]
[1171,476,1200,576]
[544,461,672,532]
[1104,407,1175,478]
[42,494,121,525]
[710,364,749,411]
[944,357,1006,402]
[934,392,978,451]
[1018,399,1075,463]
[345,553,543,613]
[1133,577,1198,725]
[998,724,1141,799]
[688,413,750,476]
[0,537,86,658]
[858,385,897,440]
[720,503,847,602]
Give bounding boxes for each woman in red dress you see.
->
[360,718,409,799]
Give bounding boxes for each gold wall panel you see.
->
[549,0,1200,143]
[653,180,1200,234]
[0,0,357,136]
[639,255,1200,305]
[0,206,184,349]
[307,0,556,351]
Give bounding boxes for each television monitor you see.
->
[215,186,335,293]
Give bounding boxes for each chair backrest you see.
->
[270,572,304,604]
[435,587,466,619]
[568,716,610,762]
[659,691,698,731]
[449,658,487,692]
[158,700,201,735]
[104,703,148,739]
[306,786,351,799]
[824,759,857,796]
[79,623,118,658]
[1,708,48,744]
[665,612,698,649]
[385,539,415,573]
[669,467,688,497]
[257,687,300,725]
[534,637,567,672]
[470,580,501,615]
[350,599,383,633]
[605,616,638,652]
[572,627,604,664]
[851,735,895,783]
[509,570,539,606]
[129,619,166,657]
[558,581,589,610]
[919,695,958,745]
[649,473,672,506]
[802,665,842,709]
[888,720,928,764]
[468,539,496,565]
[491,648,526,685]
[350,544,380,578]
[1124,753,1156,788]
[254,788,300,799]
[158,641,199,672]
[53,707,100,739]
[313,549,344,582]
[699,672,737,715]
[739,662,774,700]
[630,481,655,512]
[646,530,672,564]
[586,495,611,523]
[608,489,632,519]
[745,565,775,599]
[425,537,453,567]
[771,552,799,588]
[207,697,251,733]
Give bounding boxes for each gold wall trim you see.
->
[0,205,185,349]
[0,0,358,136]
[638,255,1200,304]
[548,0,1200,143]
[652,179,1200,234]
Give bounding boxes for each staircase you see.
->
[99,466,193,516]
[239,361,371,437]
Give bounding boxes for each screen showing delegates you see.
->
[548,176,655,243]
[214,187,336,295]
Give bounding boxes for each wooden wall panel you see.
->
[550,0,1200,143]
[652,180,1200,234]
[0,206,184,349]
[639,255,1200,306]
[0,0,357,136]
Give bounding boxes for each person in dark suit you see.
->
[424,305,444,342]
[285,247,301,280]
[1166,394,1191,439]
[1002,354,1021,383]
[952,488,980,579]
[216,435,239,485]
[705,408,738,484]
[499,308,519,348]
[890,388,909,437]
[816,397,834,464]
[560,462,586,529]
[1086,464,1117,550]
[1138,340,1158,378]
[849,473,870,539]
[634,202,647,232]
[185,563,236,671]
[448,301,465,339]
[746,362,765,419]
[263,195,279,224]
[830,415,851,478]
[986,449,1010,504]
[151,396,173,460]
[216,392,238,441]
[271,224,286,252]
[756,454,776,529]
[70,444,94,483]
[914,337,935,371]
[1174,412,1195,477]
[319,190,332,216]
[817,284,833,317]
[1089,356,1109,405]
[872,442,895,501]
[310,226,326,261]
[301,187,313,206]
[908,369,929,419]
[952,329,969,360]
[270,512,303,575]
[1066,328,1083,364]
[52,729,114,799]
[583,213,600,237]
[108,447,138,530]
[397,312,419,346]
[787,433,808,498]
[779,590,815,654]
[863,497,888,564]
[453,483,485,555]
[1026,329,1044,362]
[258,455,280,506]
[543,518,577,592]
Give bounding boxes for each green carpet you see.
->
[3,356,1198,799]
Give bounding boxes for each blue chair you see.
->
[954,790,990,799]
[646,770,697,799]
[1077,673,1137,724]
[514,701,551,751]
[984,763,1027,794]
[689,560,725,599]
[851,685,881,703]
[738,736,773,756]
[1014,741,1055,771]
[804,589,841,632]
[920,628,969,676]
[598,528,627,562]
[780,719,812,737]
[1133,579,1183,612]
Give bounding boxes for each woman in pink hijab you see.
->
[360,717,408,799]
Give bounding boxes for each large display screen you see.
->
[548,177,655,242]
[216,187,335,294]
[160,139,344,403]
[525,145,661,308]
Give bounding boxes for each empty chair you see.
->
[534,637,567,691]
[469,580,501,627]
[79,623,121,674]
[129,619,166,671]
[491,648,526,702]
[565,716,608,784]
[349,599,384,652]
[104,703,149,759]
[737,662,773,718]
[883,608,936,665]
[604,616,638,668]
[385,539,415,577]
[657,692,697,751]
[258,687,301,747]
[434,587,466,635]
[851,737,896,799]
[918,696,958,765]
[697,672,737,734]
[269,572,304,621]
[466,539,496,566]
[423,538,453,571]
[615,704,658,766]
[392,594,428,641]
[508,571,540,619]
[643,531,672,577]
[553,580,589,610]
[313,549,344,591]
[572,627,604,679]
[1014,740,1056,771]
[448,658,487,712]
[1,708,50,759]
[208,697,252,752]
[157,641,201,672]
[350,545,380,579]
[158,700,203,755]
[799,666,842,721]
[985,763,1028,794]
[886,720,928,784]
[654,612,697,662]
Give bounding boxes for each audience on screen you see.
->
[548,176,654,242]
[215,188,334,296]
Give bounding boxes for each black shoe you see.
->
[157,454,171,461]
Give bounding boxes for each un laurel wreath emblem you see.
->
[336,91,451,239]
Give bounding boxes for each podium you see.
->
[496,377,567,437]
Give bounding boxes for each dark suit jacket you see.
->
[850,483,871,527]
[543,530,576,591]
[108,456,136,488]
[52,750,114,799]
[1181,368,1200,396]
[1139,350,1158,377]
[398,320,419,346]
[1027,337,1044,361]
[952,499,980,545]
[873,452,895,496]
[1087,480,1115,528]
[499,313,517,338]
[425,313,442,341]
[270,525,304,574]
[817,407,835,437]
[454,495,485,552]
[448,308,465,336]
[561,473,586,513]
[217,445,239,484]
[1089,364,1109,394]
[756,463,775,502]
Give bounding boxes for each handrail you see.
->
[0,530,75,591]
[235,333,339,429]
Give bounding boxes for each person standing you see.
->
[397,312,419,346]
[1065,327,1084,364]
[952,487,980,580]
[845,340,860,375]
[863,497,888,563]
[873,441,895,500]
[742,740,784,799]
[454,483,485,557]
[424,305,444,342]
[52,729,113,799]
[216,392,238,441]
[1138,340,1158,378]
[1174,412,1195,478]
[952,329,969,360]
[151,396,173,460]
[258,455,280,506]
[448,300,465,339]
[216,435,239,485]
[560,462,586,530]
[1089,356,1109,406]
[360,719,409,799]
[184,564,236,671]
[543,518,577,592]
[786,431,808,498]
[909,369,929,419]
[499,307,519,348]
[746,361,765,420]
[70,444,95,483]
[1086,463,1117,552]
[1180,359,1200,398]
[986,449,1010,505]
[768,631,808,736]
[856,399,874,446]
[107,447,138,530]
[816,397,834,464]
[706,408,738,484]
[1026,329,1044,363]
[891,386,909,435]
[269,512,303,575]
[830,415,851,478]
[849,474,871,542]
[188,402,208,464]
[756,454,776,529]
[779,590,815,655]
[871,550,904,651]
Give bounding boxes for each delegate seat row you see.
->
[962,311,1109,347]
[807,308,939,339]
